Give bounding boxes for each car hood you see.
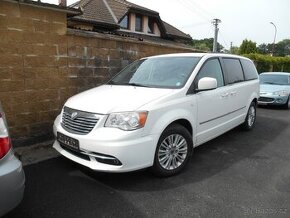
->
[260,84,290,93]
[65,85,174,114]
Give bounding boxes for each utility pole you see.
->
[230,42,233,53]
[212,18,221,52]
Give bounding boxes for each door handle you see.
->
[230,91,237,96]
[221,93,229,98]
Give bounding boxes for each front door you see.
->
[193,58,232,145]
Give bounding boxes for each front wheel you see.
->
[241,101,256,131]
[152,124,193,177]
[283,97,290,109]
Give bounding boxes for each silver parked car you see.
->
[258,72,290,109]
[0,102,25,216]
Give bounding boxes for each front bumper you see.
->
[258,95,288,106]
[0,150,25,216]
[53,116,159,172]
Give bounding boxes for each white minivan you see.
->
[53,53,259,176]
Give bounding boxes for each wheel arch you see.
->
[166,119,193,136]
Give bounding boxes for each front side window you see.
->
[108,57,201,89]
[135,14,143,32]
[195,58,224,88]
[223,58,245,84]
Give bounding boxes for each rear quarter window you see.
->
[241,59,258,80]
[223,58,244,84]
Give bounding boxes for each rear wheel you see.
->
[241,101,256,131]
[152,124,193,177]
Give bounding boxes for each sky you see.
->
[43,0,290,49]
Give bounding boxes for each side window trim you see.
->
[218,57,229,85]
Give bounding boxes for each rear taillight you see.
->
[0,112,12,159]
[0,137,11,159]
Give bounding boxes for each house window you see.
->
[120,15,129,29]
[148,17,154,34]
[135,14,143,32]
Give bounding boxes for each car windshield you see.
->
[107,57,201,89]
[259,74,290,85]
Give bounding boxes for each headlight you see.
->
[105,111,148,131]
[272,90,289,96]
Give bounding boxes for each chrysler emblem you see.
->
[71,112,78,120]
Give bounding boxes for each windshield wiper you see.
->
[107,81,149,87]
[262,82,280,85]
[125,83,149,87]
[107,81,116,85]
[263,82,276,85]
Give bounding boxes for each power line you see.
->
[183,0,214,20]
[176,0,211,22]
[181,21,209,28]
[219,31,229,49]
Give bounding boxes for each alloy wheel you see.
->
[158,134,188,170]
[247,105,256,127]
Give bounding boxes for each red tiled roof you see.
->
[70,0,191,40]
[106,0,129,21]
[163,21,191,40]
[71,0,116,26]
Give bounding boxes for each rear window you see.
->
[241,59,258,80]
[223,58,244,84]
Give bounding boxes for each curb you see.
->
[14,140,60,166]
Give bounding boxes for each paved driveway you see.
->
[5,107,290,218]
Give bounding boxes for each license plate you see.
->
[57,132,79,151]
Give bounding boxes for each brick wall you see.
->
[0,1,196,146]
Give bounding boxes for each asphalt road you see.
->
[5,107,290,218]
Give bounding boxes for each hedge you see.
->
[242,53,290,73]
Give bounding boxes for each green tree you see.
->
[257,43,270,54]
[276,39,290,56]
[239,39,257,54]
[230,46,239,54]
[191,38,224,52]
[256,39,290,57]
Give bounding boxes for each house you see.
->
[68,0,192,44]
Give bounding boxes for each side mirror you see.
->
[197,77,217,91]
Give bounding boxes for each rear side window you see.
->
[223,58,244,84]
[241,59,258,80]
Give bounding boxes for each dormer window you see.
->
[148,17,155,34]
[135,14,143,32]
[120,15,129,29]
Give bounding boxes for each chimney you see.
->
[58,0,67,6]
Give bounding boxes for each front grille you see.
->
[259,97,274,102]
[61,107,100,135]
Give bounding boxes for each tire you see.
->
[283,97,290,109]
[151,124,193,177]
[241,101,256,131]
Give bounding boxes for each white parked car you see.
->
[53,53,259,176]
